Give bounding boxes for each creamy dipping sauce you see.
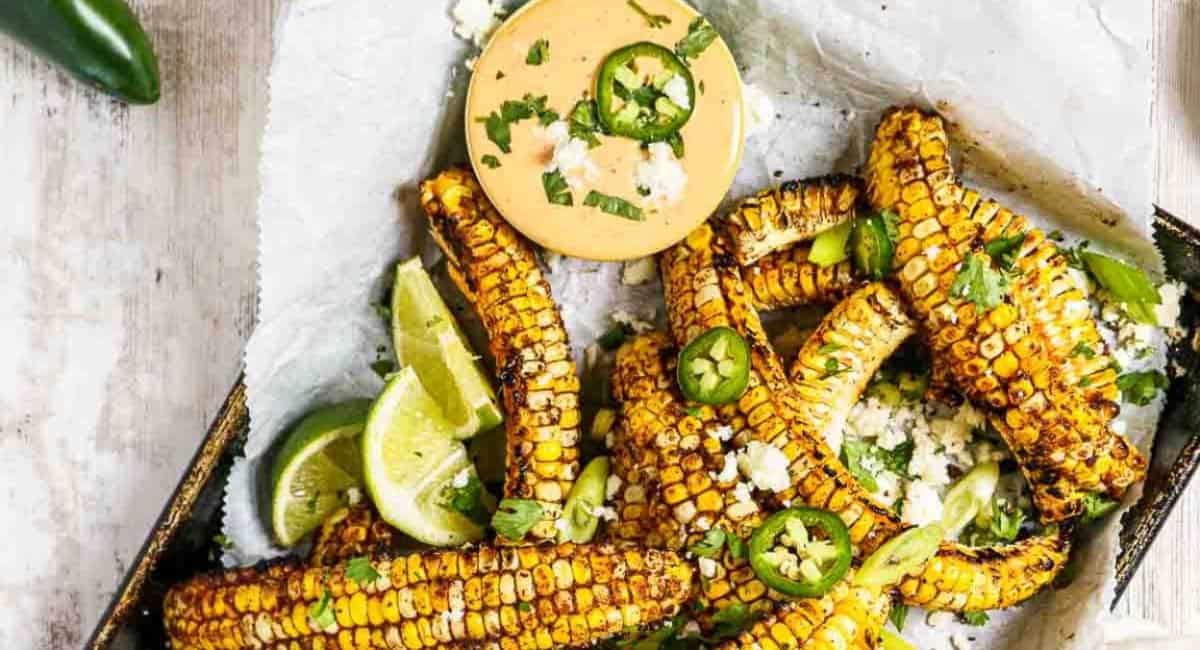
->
[465,0,744,261]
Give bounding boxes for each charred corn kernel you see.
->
[721,175,863,266]
[163,543,692,650]
[789,283,915,436]
[309,503,400,568]
[864,106,1146,521]
[661,222,905,554]
[741,243,859,311]
[900,530,1071,611]
[717,576,891,650]
[421,168,581,539]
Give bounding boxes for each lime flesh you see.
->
[391,257,502,439]
[362,367,488,546]
[270,400,372,547]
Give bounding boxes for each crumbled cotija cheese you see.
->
[621,256,658,286]
[611,309,655,333]
[451,0,506,47]
[741,82,774,138]
[542,121,597,189]
[662,74,691,110]
[902,479,945,526]
[736,441,791,493]
[634,142,688,204]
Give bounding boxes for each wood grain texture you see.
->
[1114,0,1200,635]
[0,1,275,647]
[0,1,1197,648]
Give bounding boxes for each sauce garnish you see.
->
[466,0,744,261]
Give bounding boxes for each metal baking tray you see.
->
[86,208,1200,649]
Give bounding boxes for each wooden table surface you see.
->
[1,1,1197,647]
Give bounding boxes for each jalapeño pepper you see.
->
[854,523,944,588]
[677,326,750,405]
[596,42,694,141]
[748,508,853,598]
[0,0,160,104]
[849,213,896,280]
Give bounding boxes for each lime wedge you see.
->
[391,257,502,439]
[362,367,488,546]
[270,400,372,547]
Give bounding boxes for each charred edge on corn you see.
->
[741,244,860,312]
[420,168,581,539]
[716,575,891,650]
[720,175,863,266]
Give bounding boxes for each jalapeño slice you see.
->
[850,213,895,280]
[677,326,751,405]
[596,42,695,141]
[748,508,853,598]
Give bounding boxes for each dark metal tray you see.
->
[86,208,1200,649]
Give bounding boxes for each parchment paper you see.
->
[227,1,1159,648]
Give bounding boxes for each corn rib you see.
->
[716,576,891,650]
[164,543,693,650]
[863,106,1145,521]
[742,243,859,311]
[720,175,862,266]
[420,168,580,539]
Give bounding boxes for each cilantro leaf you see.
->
[1071,342,1096,359]
[874,440,913,476]
[1081,492,1119,523]
[617,615,685,650]
[984,232,1026,270]
[664,131,684,158]
[213,533,234,549]
[960,611,990,626]
[480,154,501,169]
[710,602,750,639]
[889,602,908,631]
[841,440,879,493]
[726,533,748,560]
[369,359,396,378]
[308,589,336,628]
[675,17,719,63]
[525,38,549,66]
[542,170,574,206]
[627,0,672,28]
[688,527,726,558]
[598,322,634,350]
[818,342,845,355]
[346,556,382,587]
[988,499,1025,543]
[821,357,849,379]
[568,99,603,148]
[518,601,533,612]
[949,252,1009,312]
[500,99,534,123]
[1116,370,1168,406]
[443,474,489,524]
[477,112,511,153]
[584,190,645,221]
[492,498,544,541]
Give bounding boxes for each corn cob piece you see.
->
[164,543,693,650]
[608,331,776,620]
[900,529,1071,612]
[420,168,580,540]
[720,175,862,266]
[788,282,916,436]
[742,243,859,311]
[660,223,904,554]
[717,575,891,650]
[310,503,404,568]
[863,106,1143,520]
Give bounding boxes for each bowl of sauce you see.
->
[465,0,744,261]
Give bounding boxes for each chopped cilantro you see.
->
[478,94,557,154]
[492,498,544,541]
[821,357,850,379]
[518,601,533,613]
[665,131,685,158]
[818,342,846,355]
[710,602,750,639]
[988,498,1024,542]
[598,323,634,350]
[213,533,233,549]
[949,252,1009,312]
[525,38,550,65]
[889,602,908,631]
[675,17,719,63]
[568,99,603,148]
[584,190,645,221]
[370,359,396,379]
[1116,369,1168,406]
[683,406,703,417]
[308,589,336,628]
[1047,229,1065,242]
[477,112,511,153]
[627,0,671,28]
[542,170,574,206]
[960,611,990,626]
[346,556,382,587]
[1081,492,1119,523]
[481,154,501,169]
[983,232,1026,270]
[1071,342,1096,359]
[617,615,685,650]
[726,533,748,560]
[443,474,489,524]
[841,440,879,492]
[688,527,726,558]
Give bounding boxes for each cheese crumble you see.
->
[634,142,688,205]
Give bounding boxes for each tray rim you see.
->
[86,209,1200,648]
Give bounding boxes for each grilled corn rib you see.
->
[717,576,891,650]
[311,503,404,568]
[864,106,1144,520]
[609,332,776,619]
[720,175,862,266]
[788,282,916,435]
[660,223,904,554]
[742,244,859,311]
[421,168,580,540]
[164,543,693,650]
[899,529,1071,612]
